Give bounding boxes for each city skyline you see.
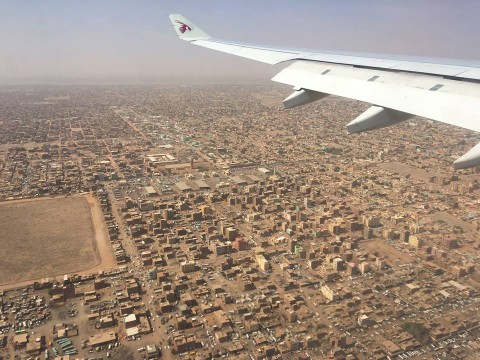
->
[0,85,478,359]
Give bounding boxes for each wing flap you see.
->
[457,69,480,81]
[272,61,480,132]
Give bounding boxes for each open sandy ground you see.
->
[362,238,414,265]
[0,194,116,291]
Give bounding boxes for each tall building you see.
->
[359,261,370,274]
[442,237,457,249]
[289,238,297,254]
[409,235,424,249]
[256,255,271,271]
[321,285,339,301]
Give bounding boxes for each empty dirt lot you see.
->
[0,195,115,288]
[378,162,435,182]
[362,239,414,265]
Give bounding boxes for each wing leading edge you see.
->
[169,14,480,169]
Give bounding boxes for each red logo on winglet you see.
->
[175,20,192,34]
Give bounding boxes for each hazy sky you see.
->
[0,0,479,84]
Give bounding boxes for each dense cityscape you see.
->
[0,85,479,360]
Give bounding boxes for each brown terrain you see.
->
[362,238,414,265]
[0,195,115,290]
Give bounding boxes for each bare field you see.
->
[0,196,113,286]
[378,162,435,182]
[362,239,414,265]
[429,211,476,233]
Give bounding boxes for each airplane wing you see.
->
[169,14,480,169]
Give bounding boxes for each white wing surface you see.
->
[169,14,480,169]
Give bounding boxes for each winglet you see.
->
[169,14,210,41]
